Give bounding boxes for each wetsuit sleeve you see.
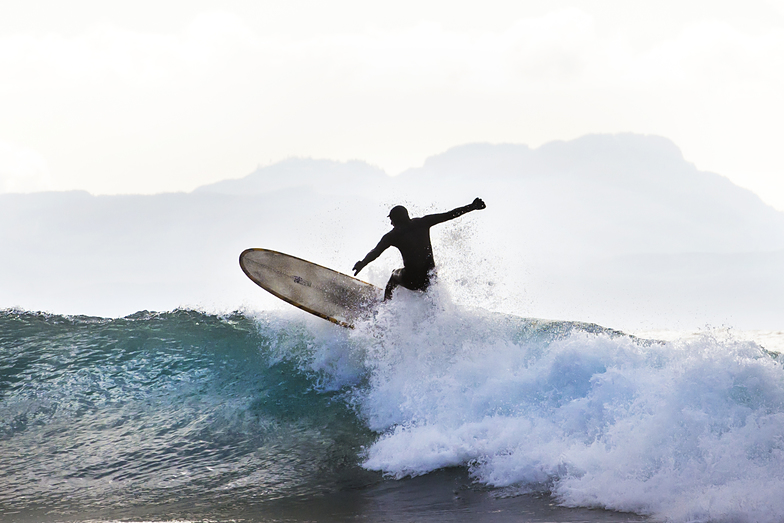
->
[421,199,483,227]
[353,233,393,275]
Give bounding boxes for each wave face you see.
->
[0,309,377,522]
[2,300,784,522]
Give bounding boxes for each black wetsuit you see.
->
[355,201,483,300]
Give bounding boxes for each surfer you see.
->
[353,198,486,300]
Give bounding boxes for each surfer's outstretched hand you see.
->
[352,261,364,276]
[472,197,486,210]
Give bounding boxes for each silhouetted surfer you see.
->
[353,198,486,300]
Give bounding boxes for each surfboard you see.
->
[240,248,383,328]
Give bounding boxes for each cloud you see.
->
[317,9,597,93]
[764,0,784,16]
[3,7,783,94]
[0,140,51,193]
[624,20,784,89]
[3,8,782,102]
[1,7,783,198]
[0,10,256,90]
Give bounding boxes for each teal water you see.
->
[0,309,378,521]
[2,305,783,523]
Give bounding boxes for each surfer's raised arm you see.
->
[353,198,486,299]
[422,198,486,227]
[353,234,392,276]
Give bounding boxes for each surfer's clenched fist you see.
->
[472,198,486,210]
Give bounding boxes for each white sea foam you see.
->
[323,289,784,523]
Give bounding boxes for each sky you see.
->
[2,0,784,210]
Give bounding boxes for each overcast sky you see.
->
[2,0,784,209]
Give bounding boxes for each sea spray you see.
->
[336,295,784,522]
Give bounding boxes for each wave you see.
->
[1,300,783,522]
[0,308,376,520]
[344,293,784,523]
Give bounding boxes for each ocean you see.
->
[2,292,783,523]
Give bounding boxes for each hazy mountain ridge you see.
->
[2,133,782,329]
[397,134,784,255]
[193,133,784,252]
[194,157,390,196]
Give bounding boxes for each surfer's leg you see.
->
[383,280,396,301]
[384,269,404,301]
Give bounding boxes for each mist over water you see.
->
[2,134,783,331]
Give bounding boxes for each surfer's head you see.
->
[388,205,410,226]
